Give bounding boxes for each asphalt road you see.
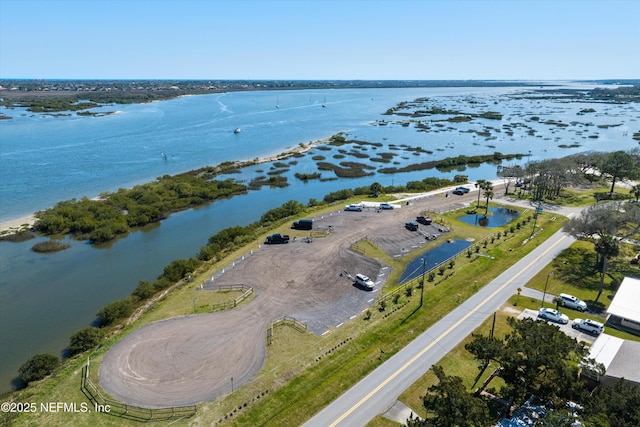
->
[302,226,577,427]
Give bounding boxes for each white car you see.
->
[558,293,588,312]
[572,318,604,335]
[538,308,569,324]
[354,273,374,290]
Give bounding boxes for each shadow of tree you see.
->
[552,247,600,291]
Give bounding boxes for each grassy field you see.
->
[4,193,637,427]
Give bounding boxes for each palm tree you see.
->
[483,188,494,215]
[475,179,487,209]
[594,235,619,302]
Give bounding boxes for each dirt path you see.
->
[99,185,493,407]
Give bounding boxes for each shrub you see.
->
[428,272,436,282]
[96,297,136,327]
[393,294,401,304]
[438,266,446,275]
[68,327,104,356]
[18,353,60,384]
[32,241,71,253]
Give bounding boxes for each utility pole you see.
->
[530,202,542,239]
[490,312,496,339]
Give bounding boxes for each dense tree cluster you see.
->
[565,201,640,300]
[68,327,104,356]
[18,353,60,384]
[34,173,246,242]
[407,365,491,427]
[412,318,639,426]
[467,318,588,405]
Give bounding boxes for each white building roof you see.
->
[607,276,640,324]
[588,334,624,370]
[588,334,640,385]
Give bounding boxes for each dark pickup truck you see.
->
[266,233,290,244]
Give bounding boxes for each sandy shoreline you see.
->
[0,136,334,236]
[0,214,37,234]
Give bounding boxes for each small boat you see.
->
[276,96,279,109]
[234,128,241,134]
[322,97,327,108]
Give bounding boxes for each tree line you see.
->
[497,149,640,201]
[33,171,247,243]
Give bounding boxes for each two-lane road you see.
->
[303,229,575,427]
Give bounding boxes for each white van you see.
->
[355,274,374,290]
[558,293,588,312]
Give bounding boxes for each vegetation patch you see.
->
[266,168,289,175]
[558,143,581,148]
[248,175,288,189]
[34,167,247,243]
[346,150,370,159]
[32,240,71,253]
[379,152,523,174]
[294,172,322,181]
[316,161,375,178]
[0,230,36,242]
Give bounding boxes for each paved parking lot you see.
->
[518,308,598,344]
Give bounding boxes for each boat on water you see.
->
[234,128,241,134]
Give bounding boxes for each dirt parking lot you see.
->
[99,188,482,407]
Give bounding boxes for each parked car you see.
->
[354,273,374,290]
[572,318,604,335]
[292,219,313,230]
[345,204,363,212]
[538,308,569,324]
[455,186,470,193]
[379,203,394,210]
[558,293,588,312]
[405,221,419,231]
[416,215,432,225]
[265,234,290,244]
[452,189,465,195]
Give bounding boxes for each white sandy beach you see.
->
[0,214,36,234]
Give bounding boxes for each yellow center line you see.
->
[328,233,568,427]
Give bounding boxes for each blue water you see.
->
[2,84,638,222]
[399,239,472,283]
[1,83,638,392]
[458,207,521,228]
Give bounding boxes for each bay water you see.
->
[1,84,638,392]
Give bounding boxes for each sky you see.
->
[1,0,639,80]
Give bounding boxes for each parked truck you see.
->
[292,219,313,230]
[266,233,290,244]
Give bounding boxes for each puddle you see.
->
[459,207,520,228]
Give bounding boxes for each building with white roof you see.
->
[606,276,640,335]
[585,333,640,388]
